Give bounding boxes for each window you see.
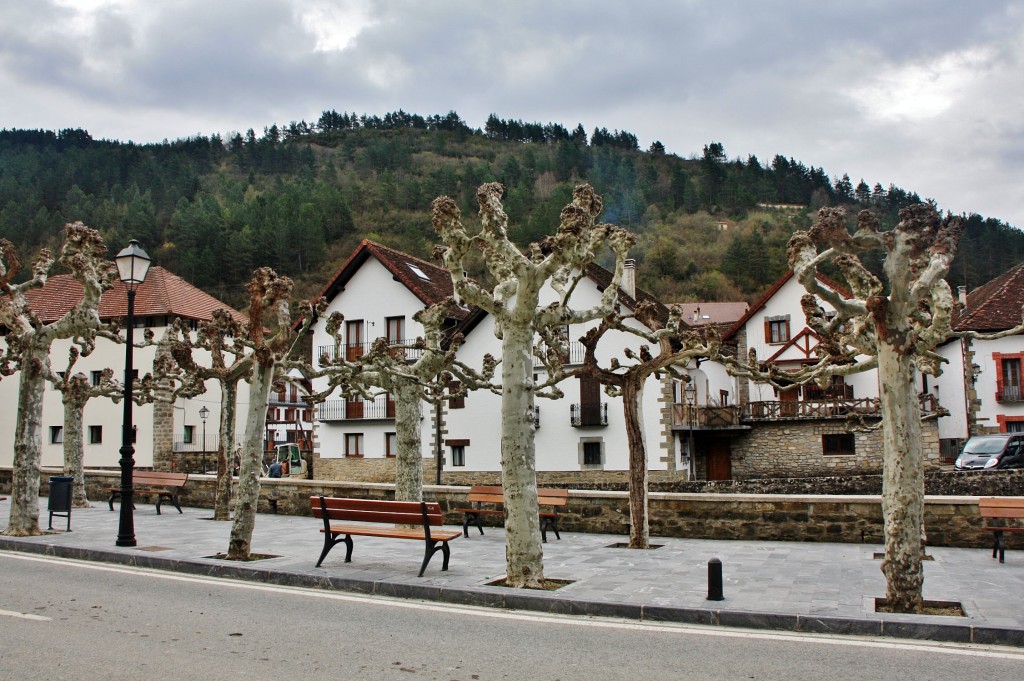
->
[386,316,405,345]
[1002,358,1022,401]
[183,425,195,444]
[89,425,102,444]
[448,381,465,409]
[764,316,791,344]
[345,433,364,457]
[346,320,364,361]
[450,445,466,467]
[408,263,431,281]
[50,426,63,444]
[385,432,397,457]
[822,433,855,456]
[91,370,102,387]
[580,439,604,468]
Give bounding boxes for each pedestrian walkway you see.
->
[2,498,1023,647]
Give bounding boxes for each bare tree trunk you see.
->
[500,325,544,587]
[878,343,925,612]
[394,381,424,502]
[623,381,650,549]
[226,364,273,560]
[4,350,47,536]
[213,382,238,521]
[62,398,91,508]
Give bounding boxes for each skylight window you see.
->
[408,264,430,281]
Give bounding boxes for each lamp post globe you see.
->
[115,240,151,548]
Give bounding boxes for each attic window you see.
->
[408,264,430,281]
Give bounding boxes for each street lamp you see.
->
[685,382,697,481]
[199,406,210,473]
[114,239,151,548]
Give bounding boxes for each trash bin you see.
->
[48,475,73,532]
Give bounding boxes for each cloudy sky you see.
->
[2,1,1022,227]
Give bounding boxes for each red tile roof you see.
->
[20,266,247,324]
[955,262,1024,332]
[317,240,458,310]
[674,302,749,327]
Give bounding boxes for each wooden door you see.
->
[706,440,732,481]
[345,320,364,361]
[579,375,602,425]
[779,387,799,417]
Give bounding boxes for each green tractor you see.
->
[268,443,307,478]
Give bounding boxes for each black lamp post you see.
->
[115,239,151,548]
[199,405,210,473]
[685,382,697,481]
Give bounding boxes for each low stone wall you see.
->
[1,467,1013,550]
[730,419,941,478]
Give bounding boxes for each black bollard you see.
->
[707,557,724,601]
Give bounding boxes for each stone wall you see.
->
[3,467,1017,550]
[730,419,941,479]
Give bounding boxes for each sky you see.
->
[2,0,1023,227]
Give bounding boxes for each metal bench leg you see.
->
[170,493,182,514]
[995,530,1006,563]
[315,533,353,568]
[108,492,117,511]
[155,495,162,515]
[419,540,450,577]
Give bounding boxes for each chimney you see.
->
[957,285,967,305]
[621,259,636,299]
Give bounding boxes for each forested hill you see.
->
[1,111,1021,310]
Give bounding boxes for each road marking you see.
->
[0,608,50,621]
[4,550,1024,661]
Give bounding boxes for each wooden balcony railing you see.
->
[742,394,939,421]
[672,404,742,428]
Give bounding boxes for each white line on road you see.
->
[4,550,1023,661]
[0,608,50,621]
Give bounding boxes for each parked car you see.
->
[954,434,1024,470]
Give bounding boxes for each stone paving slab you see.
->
[2,498,1024,647]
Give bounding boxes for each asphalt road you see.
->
[1,551,1022,681]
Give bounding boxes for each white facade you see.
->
[311,254,436,464]
[725,274,879,406]
[441,278,675,473]
[309,243,680,475]
[0,328,246,470]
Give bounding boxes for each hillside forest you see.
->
[2,110,1022,311]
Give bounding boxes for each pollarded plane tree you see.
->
[226,268,321,560]
[432,182,635,588]
[736,204,1023,613]
[0,223,115,536]
[536,301,721,549]
[166,309,254,521]
[303,298,498,502]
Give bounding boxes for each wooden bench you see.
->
[310,496,461,577]
[980,497,1024,563]
[106,472,188,515]
[457,485,569,542]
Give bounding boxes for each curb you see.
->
[2,536,1022,649]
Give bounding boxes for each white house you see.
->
[308,241,688,483]
[0,267,249,473]
[703,268,943,479]
[934,263,1024,450]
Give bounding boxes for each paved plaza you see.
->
[2,498,1023,647]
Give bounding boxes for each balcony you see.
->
[741,394,940,421]
[997,385,1024,403]
[535,340,586,368]
[172,433,218,453]
[317,397,396,421]
[571,403,608,427]
[316,340,424,366]
[672,404,742,428]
